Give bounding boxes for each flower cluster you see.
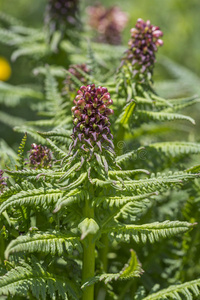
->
[45,0,80,33]
[0,170,7,194]
[123,18,163,82]
[71,84,114,155]
[87,4,128,45]
[28,144,52,169]
[63,64,90,93]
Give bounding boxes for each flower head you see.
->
[122,18,163,82]
[63,64,90,93]
[87,4,128,45]
[0,170,7,194]
[71,84,114,156]
[45,0,80,34]
[28,144,52,169]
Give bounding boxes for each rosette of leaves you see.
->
[0,84,199,300]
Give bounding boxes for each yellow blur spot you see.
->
[0,57,12,81]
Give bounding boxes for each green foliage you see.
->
[0,258,80,299]
[0,3,200,300]
[143,278,200,300]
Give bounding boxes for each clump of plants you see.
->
[0,8,200,300]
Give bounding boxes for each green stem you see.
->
[82,194,95,300]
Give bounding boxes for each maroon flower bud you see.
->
[105,108,114,115]
[86,104,92,115]
[85,92,90,101]
[74,110,81,120]
[99,104,106,113]
[93,98,99,108]
[85,115,89,124]
[106,99,113,106]
[77,100,86,109]
[71,106,77,112]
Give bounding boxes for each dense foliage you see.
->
[0,1,200,299]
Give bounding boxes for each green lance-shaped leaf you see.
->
[39,129,71,145]
[5,231,82,259]
[0,259,80,299]
[123,171,200,193]
[148,141,200,157]
[82,249,143,288]
[0,188,63,213]
[58,162,82,183]
[59,172,88,190]
[11,44,49,62]
[116,147,145,164]
[54,189,88,212]
[116,101,136,128]
[16,132,27,170]
[45,67,62,104]
[143,278,200,300]
[137,110,195,124]
[108,169,150,178]
[94,192,157,208]
[104,220,195,244]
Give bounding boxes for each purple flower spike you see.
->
[0,170,7,194]
[87,4,128,45]
[27,144,52,169]
[45,0,80,33]
[71,84,114,157]
[123,18,163,83]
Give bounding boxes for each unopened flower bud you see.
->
[71,106,77,112]
[74,110,81,120]
[106,108,114,115]
[74,118,79,125]
[99,104,106,112]
[77,100,86,109]
[93,98,98,108]
[80,124,85,131]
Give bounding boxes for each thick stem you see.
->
[82,195,95,300]
[82,235,95,300]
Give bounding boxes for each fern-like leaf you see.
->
[143,278,200,300]
[0,259,80,299]
[5,231,82,258]
[0,188,63,213]
[82,249,143,288]
[105,221,195,243]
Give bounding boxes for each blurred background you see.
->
[0,0,200,149]
[1,0,200,76]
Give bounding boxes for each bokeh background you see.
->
[1,0,200,76]
[0,0,200,148]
